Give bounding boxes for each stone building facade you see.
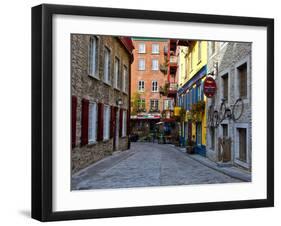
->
[71,34,134,173]
[206,41,252,171]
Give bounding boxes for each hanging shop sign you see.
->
[173,106,182,116]
[203,76,217,98]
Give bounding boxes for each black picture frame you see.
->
[32,4,274,222]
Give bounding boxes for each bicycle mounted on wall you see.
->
[207,97,244,128]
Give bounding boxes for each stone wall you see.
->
[206,42,252,171]
[71,34,131,174]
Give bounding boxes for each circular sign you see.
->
[203,76,217,98]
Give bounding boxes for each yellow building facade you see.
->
[177,41,208,156]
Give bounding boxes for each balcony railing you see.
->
[167,83,178,97]
[163,105,174,111]
[168,83,178,91]
[170,56,178,64]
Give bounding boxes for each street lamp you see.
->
[207,62,218,80]
[116,98,123,106]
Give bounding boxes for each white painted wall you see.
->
[0,0,279,225]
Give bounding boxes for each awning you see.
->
[130,113,161,120]
[178,65,207,95]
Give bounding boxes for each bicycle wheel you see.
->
[232,98,244,121]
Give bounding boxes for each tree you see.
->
[131,92,141,115]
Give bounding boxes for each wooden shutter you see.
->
[71,96,77,148]
[223,75,228,100]
[119,109,123,137]
[239,128,247,161]
[239,64,247,98]
[97,103,104,141]
[81,98,89,146]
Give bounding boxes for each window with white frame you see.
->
[103,47,110,84]
[88,36,98,77]
[150,99,159,111]
[138,43,146,53]
[152,80,158,92]
[122,110,127,137]
[122,65,128,92]
[138,99,146,111]
[164,99,173,110]
[114,57,120,89]
[138,80,144,92]
[103,105,110,140]
[138,59,145,70]
[88,102,97,143]
[152,59,159,71]
[198,41,202,62]
[152,43,159,54]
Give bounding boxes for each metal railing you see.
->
[170,56,178,64]
[168,83,178,91]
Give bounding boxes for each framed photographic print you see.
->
[31,4,274,222]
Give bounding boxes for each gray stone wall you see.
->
[206,42,252,171]
[71,34,131,174]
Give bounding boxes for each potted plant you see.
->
[190,100,205,122]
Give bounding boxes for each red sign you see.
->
[203,77,217,98]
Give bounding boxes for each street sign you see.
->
[203,76,217,98]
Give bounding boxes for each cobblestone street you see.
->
[72,142,241,190]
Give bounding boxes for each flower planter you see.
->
[186,145,195,154]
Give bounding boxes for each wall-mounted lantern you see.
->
[116,98,123,106]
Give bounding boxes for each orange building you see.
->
[130,38,172,132]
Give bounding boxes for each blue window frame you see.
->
[195,86,199,102]
[192,88,196,104]
[187,92,189,110]
[199,83,203,101]
[185,94,187,110]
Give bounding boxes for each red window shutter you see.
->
[81,98,89,146]
[71,96,77,148]
[110,106,115,138]
[119,108,123,137]
[114,106,118,136]
[97,103,104,141]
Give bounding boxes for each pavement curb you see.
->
[173,146,251,182]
